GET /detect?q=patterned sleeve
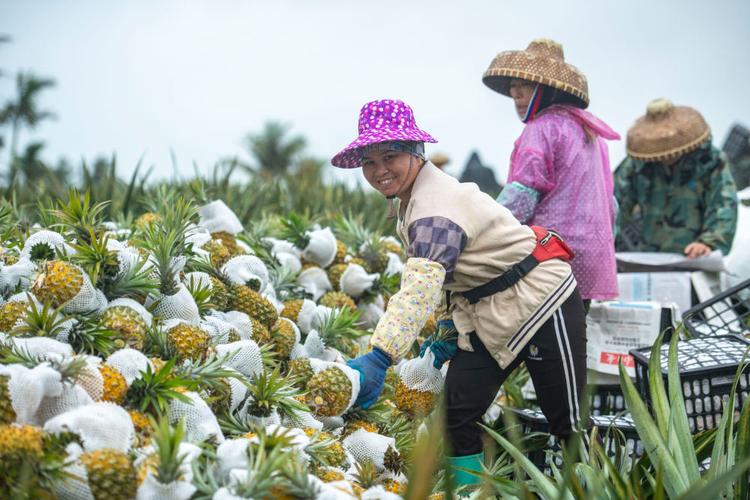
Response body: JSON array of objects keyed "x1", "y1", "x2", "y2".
[
  {"x1": 369, "y1": 258, "x2": 445, "y2": 362},
  {"x1": 698, "y1": 161, "x2": 738, "y2": 254},
  {"x1": 497, "y1": 181, "x2": 542, "y2": 224},
  {"x1": 406, "y1": 217, "x2": 468, "y2": 284}
]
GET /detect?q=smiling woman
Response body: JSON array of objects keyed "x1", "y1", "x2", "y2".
[{"x1": 331, "y1": 98, "x2": 589, "y2": 490}]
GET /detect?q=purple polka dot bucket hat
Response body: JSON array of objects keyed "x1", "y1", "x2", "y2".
[{"x1": 331, "y1": 99, "x2": 437, "y2": 168}]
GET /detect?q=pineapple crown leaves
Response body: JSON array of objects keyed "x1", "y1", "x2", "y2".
[
  {"x1": 65, "y1": 316, "x2": 117, "y2": 357},
  {"x1": 277, "y1": 212, "x2": 314, "y2": 250},
  {"x1": 148, "y1": 415, "x2": 188, "y2": 485},
  {"x1": 332, "y1": 212, "x2": 372, "y2": 250},
  {"x1": 301, "y1": 430, "x2": 346, "y2": 469},
  {"x1": 276, "y1": 458, "x2": 323, "y2": 498},
  {"x1": 317, "y1": 306, "x2": 366, "y2": 342},
  {"x1": 173, "y1": 352, "x2": 249, "y2": 391},
  {"x1": 48, "y1": 189, "x2": 110, "y2": 244},
  {"x1": 352, "y1": 458, "x2": 381, "y2": 489},
  {"x1": 137, "y1": 224, "x2": 189, "y2": 296},
  {"x1": 103, "y1": 254, "x2": 159, "y2": 301},
  {"x1": 236, "y1": 231, "x2": 278, "y2": 268},
  {"x1": 10, "y1": 296, "x2": 67, "y2": 338},
  {"x1": 359, "y1": 271, "x2": 400, "y2": 304},
  {"x1": 184, "y1": 275, "x2": 215, "y2": 316},
  {"x1": 268, "y1": 264, "x2": 310, "y2": 302},
  {"x1": 244, "y1": 367, "x2": 308, "y2": 419},
  {"x1": 383, "y1": 445, "x2": 405, "y2": 475},
  {"x1": 0, "y1": 341, "x2": 88, "y2": 385},
  {"x1": 433, "y1": 322, "x2": 458, "y2": 344},
  {"x1": 70, "y1": 229, "x2": 118, "y2": 288},
  {"x1": 143, "y1": 323, "x2": 175, "y2": 360},
  {"x1": 230, "y1": 436, "x2": 291, "y2": 498},
  {"x1": 125, "y1": 358, "x2": 197, "y2": 415}
]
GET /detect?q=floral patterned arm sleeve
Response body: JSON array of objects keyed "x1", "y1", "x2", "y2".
[{"x1": 369, "y1": 258, "x2": 445, "y2": 362}]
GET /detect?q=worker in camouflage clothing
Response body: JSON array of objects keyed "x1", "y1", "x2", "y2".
[{"x1": 615, "y1": 99, "x2": 738, "y2": 257}]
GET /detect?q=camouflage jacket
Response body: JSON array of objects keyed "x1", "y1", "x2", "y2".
[{"x1": 614, "y1": 143, "x2": 738, "y2": 255}]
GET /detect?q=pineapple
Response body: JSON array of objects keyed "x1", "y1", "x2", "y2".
[
  {"x1": 31, "y1": 259, "x2": 84, "y2": 306},
  {"x1": 420, "y1": 313, "x2": 437, "y2": 337},
  {"x1": 343, "y1": 419, "x2": 379, "y2": 437},
  {"x1": 128, "y1": 410, "x2": 152, "y2": 447},
  {"x1": 319, "y1": 291, "x2": 357, "y2": 311},
  {"x1": 315, "y1": 307, "x2": 365, "y2": 358},
  {"x1": 287, "y1": 357, "x2": 313, "y2": 388},
  {"x1": 305, "y1": 366, "x2": 353, "y2": 417},
  {"x1": 244, "y1": 369, "x2": 307, "y2": 421},
  {"x1": 351, "y1": 458, "x2": 380, "y2": 492},
  {"x1": 334, "y1": 240, "x2": 348, "y2": 264},
  {"x1": 0, "y1": 300, "x2": 27, "y2": 332},
  {"x1": 270, "y1": 318, "x2": 297, "y2": 359},
  {"x1": 304, "y1": 428, "x2": 347, "y2": 468},
  {"x1": 281, "y1": 299, "x2": 304, "y2": 322},
  {"x1": 133, "y1": 212, "x2": 161, "y2": 229},
  {"x1": 210, "y1": 276, "x2": 230, "y2": 310},
  {"x1": 99, "y1": 364, "x2": 128, "y2": 404},
  {"x1": 204, "y1": 377, "x2": 233, "y2": 415},
  {"x1": 383, "y1": 478, "x2": 408, "y2": 495},
  {"x1": 395, "y1": 379, "x2": 438, "y2": 417},
  {"x1": 230, "y1": 284, "x2": 278, "y2": 329},
  {"x1": 80, "y1": 448, "x2": 138, "y2": 500},
  {"x1": 0, "y1": 376, "x2": 15, "y2": 424},
  {"x1": 166, "y1": 323, "x2": 211, "y2": 362},
  {"x1": 0, "y1": 424, "x2": 45, "y2": 469},
  {"x1": 99, "y1": 305, "x2": 149, "y2": 350},
  {"x1": 326, "y1": 263, "x2": 348, "y2": 291},
  {"x1": 383, "y1": 445, "x2": 405, "y2": 475},
  {"x1": 211, "y1": 231, "x2": 244, "y2": 256},
  {"x1": 202, "y1": 239, "x2": 232, "y2": 268},
  {"x1": 314, "y1": 467, "x2": 345, "y2": 483},
  {"x1": 250, "y1": 317, "x2": 272, "y2": 345}
]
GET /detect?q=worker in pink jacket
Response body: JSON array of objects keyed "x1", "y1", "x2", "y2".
[{"x1": 484, "y1": 39, "x2": 620, "y2": 309}]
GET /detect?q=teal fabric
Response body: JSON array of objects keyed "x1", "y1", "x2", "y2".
[{"x1": 447, "y1": 452, "x2": 484, "y2": 487}]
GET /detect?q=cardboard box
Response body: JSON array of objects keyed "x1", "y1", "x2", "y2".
[
  {"x1": 617, "y1": 272, "x2": 692, "y2": 312},
  {"x1": 587, "y1": 301, "x2": 675, "y2": 378}
]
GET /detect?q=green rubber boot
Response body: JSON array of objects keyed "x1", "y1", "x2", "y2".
[{"x1": 447, "y1": 452, "x2": 484, "y2": 488}]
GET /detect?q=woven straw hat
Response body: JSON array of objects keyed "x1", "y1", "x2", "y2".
[
  {"x1": 429, "y1": 152, "x2": 450, "y2": 167},
  {"x1": 483, "y1": 38, "x2": 589, "y2": 108},
  {"x1": 626, "y1": 98, "x2": 711, "y2": 162}
]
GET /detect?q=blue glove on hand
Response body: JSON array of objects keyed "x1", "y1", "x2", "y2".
[
  {"x1": 419, "y1": 319, "x2": 458, "y2": 369},
  {"x1": 346, "y1": 347, "x2": 392, "y2": 409}
]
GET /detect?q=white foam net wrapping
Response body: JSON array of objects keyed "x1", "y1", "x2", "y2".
[
  {"x1": 44, "y1": 402, "x2": 135, "y2": 452},
  {"x1": 357, "y1": 296, "x2": 385, "y2": 329},
  {"x1": 275, "y1": 251, "x2": 302, "y2": 274},
  {"x1": 105, "y1": 297, "x2": 153, "y2": 326},
  {"x1": 170, "y1": 391, "x2": 225, "y2": 443},
  {"x1": 294, "y1": 299, "x2": 319, "y2": 334},
  {"x1": 0, "y1": 363, "x2": 63, "y2": 424},
  {"x1": 216, "y1": 438, "x2": 250, "y2": 479},
  {"x1": 136, "y1": 474, "x2": 197, "y2": 500},
  {"x1": 106, "y1": 348, "x2": 154, "y2": 385},
  {"x1": 52, "y1": 456, "x2": 94, "y2": 500},
  {"x1": 74, "y1": 359, "x2": 104, "y2": 402},
  {"x1": 207, "y1": 310, "x2": 254, "y2": 340},
  {"x1": 215, "y1": 340, "x2": 263, "y2": 379},
  {"x1": 186, "y1": 225, "x2": 213, "y2": 251},
  {"x1": 340, "y1": 264, "x2": 379, "y2": 298},
  {"x1": 265, "y1": 237, "x2": 302, "y2": 258},
  {"x1": 56, "y1": 264, "x2": 101, "y2": 314},
  {"x1": 0, "y1": 257, "x2": 36, "y2": 293},
  {"x1": 150, "y1": 283, "x2": 201, "y2": 322},
  {"x1": 318, "y1": 415, "x2": 346, "y2": 430},
  {"x1": 384, "y1": 252, "x2": 405, "y2": 276},
  {"x1": 221, "y1": 255, "x2": 269, "y2": 291},
  {"x1": 198, "y1": 200, "x2": 244, "y2": 235},
  {"x1": 279, "y1": 316, "x2": 301, "y2": 344},
  {"x1": 20, "y1": 229, "x2": 74, "y2": 259},
  {"x1": 342, "y1": 429, "x2": 396, "y2": 471},
  {"x1": 302, "y1": 330, "x2": 339, "y2": 362},
  {"x1": 33, "y1": 382, "x2": 94, "y2": 426},
  {"x1": 9, "y1": 335, "x2": 74, "y2": 359},
  {"x1": 283, "y1": 409, "x2": 324, "y2": 431},
  {"x1": 183, "y1": 271, "x2": 213, "y2": 290},
  {"x1": 308, "y1": 359, "x2": 361, "y2": 414},
  {"x1": 302, "y1": 227, "x2": 337, "y2": 268},
  {"x1": 297, "y1": 267, "x2": 332, "y2": 302},
  {"x1": 361, "y1": 486, "x2": 403, "y2": 500},
  {"x1": 201, "y1": 316, "x2": 240, "y2": 344},
  {"x1": 395, "y1": 350, "x2": 445, "y2": 394},
  {"x1": 319, "y1": 481, "x2": 358, "y2": 500},
  {"x1": 227, "y1": 377, "x2": 248, "y2": 413}
]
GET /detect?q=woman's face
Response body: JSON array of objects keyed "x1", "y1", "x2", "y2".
[
  {"x1": 509, "y1": 78, "x2": 535, "y2": 119},
  {"x1": 361, "y1": 149, "x2": 420, "y2": 200}
]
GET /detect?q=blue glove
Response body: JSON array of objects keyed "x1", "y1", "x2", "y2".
[
  {"x1": 419, "y1": 319, "x2": 458, "y2": 369},
  {"x1": 346, "y1": 347, "x2": 392, "y2": 409}
]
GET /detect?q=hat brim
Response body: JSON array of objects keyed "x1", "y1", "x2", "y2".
[{"x1": 331, "y1": 128, "x2": 437, "y2": 169}]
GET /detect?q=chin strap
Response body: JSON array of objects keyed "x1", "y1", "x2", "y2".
[
  {"x1": 522, "y1": 83, "x2": 544, "y2": 123},
  {"x1": 385, "y1": 154, "x2": 416, "y2": 219}
]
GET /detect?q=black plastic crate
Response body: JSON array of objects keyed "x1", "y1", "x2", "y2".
[
  {"x1": 504, "y1": 407, "x2": 643, "y2": 474},
  {"x1": 590, "y1": 384, "x2": 627, "y2": 417},
  {"x1": 630, "y1": 335, "x2": 750, "y2": 433},
  {"x1": 683, "y1": 278, "x2": 750, "y2": 338}
]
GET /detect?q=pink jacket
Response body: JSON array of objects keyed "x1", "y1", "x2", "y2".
[{"x1": 498, "y1": 105, "x2": 620, "y2": 300}]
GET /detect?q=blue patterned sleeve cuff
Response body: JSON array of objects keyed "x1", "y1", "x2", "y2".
[
  {"x1": 496, "y1": 181, "x2": 541, "y2": 224},
  {"x1": 407, "y1": 217, "x2": 467, "y2": 284}
]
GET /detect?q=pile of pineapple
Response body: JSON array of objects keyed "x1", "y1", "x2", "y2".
[{"x1": 0, "y1": 191, "x2": 450, "y2": 499}]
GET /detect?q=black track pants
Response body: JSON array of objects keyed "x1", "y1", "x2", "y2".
[{"x1": 445, "y1": 288, "x2": 587, "y2": 456}]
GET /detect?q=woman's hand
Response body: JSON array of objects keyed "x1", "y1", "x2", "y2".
[
  {"x1": 346, "y1": 347, "x2": 392, "y2": 409},
  {"x1": 684, "y1": 241, "x2": 711, "y2": 259}
]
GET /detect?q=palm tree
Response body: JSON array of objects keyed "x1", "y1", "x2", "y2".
[
  {"x1": 0, "y1": 71, "x2": 56, "y2": 182},
  {"x1": 243, "y1": 121, "x2": 307, "y2": 177}
]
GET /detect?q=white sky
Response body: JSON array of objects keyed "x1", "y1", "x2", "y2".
[{"x1": 1, "y1": 0, "x2": 748, "y2": 187}]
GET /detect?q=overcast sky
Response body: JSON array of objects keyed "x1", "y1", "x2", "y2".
[{"x1": 1, "y1": 0, "x2": 748, "y2": 187}]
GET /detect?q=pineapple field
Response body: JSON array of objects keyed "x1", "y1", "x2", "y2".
[{"x1": 2, "y1": 187, "x2": 750, "y2": 499}]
